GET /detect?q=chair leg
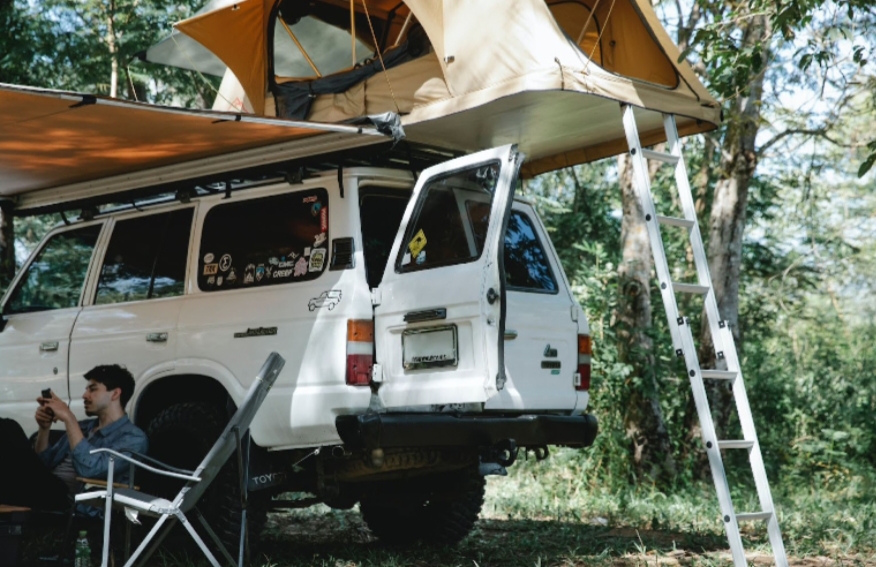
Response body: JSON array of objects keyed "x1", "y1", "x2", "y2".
[
  {"x1": 175, "y1": 511, "x2": 224, "y2": 567},
  {"x1": 123, "y1": 513, "x2": 173, "y2": 567},
  {"x1": 193, "y1": 508, "x2": 239, "y2": 567}
]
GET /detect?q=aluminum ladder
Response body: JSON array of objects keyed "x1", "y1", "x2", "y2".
[{"x1": 621, "y1": 104, "x2": 788, "y2": 567}]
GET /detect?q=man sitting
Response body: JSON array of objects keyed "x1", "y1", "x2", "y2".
[{"x1": 0, "y1": 365, "x2": 148, "y2": 511}]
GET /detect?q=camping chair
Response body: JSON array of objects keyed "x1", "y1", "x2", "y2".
[{"x1": 75, "y1": 352, "x2": 285, "y2": 567}]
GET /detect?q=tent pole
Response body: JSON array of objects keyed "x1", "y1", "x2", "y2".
[
  {"x1": 279, "y1": 17, "x2": 322, "y2": 77},
  {"x1": 350, "y1": 0, "x2": 356, "y2": 66},
  {"x1": 393, "y1": 11, "x2": 413, "y2": 47}
]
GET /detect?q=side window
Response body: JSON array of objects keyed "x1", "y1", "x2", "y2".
[
  {"x1": 397, "y1": 163, "x2": 499, "y2": 272},
  {"x1": 95, "y1": 209, "x2": 193, "y2": 305},
  {"x1": 198, "y1": 188, "x2": 329, "y2": 291},
  {"x1": 467, "y1": 204, "x2": 558, "y2": 293},
  {"x1": 502, "y1": 211, "x2": 558, "y2": 293},
  {"x1": 5, "y1": 224, "x2": 102, "y2": 314}
]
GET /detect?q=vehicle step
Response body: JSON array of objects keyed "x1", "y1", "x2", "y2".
[
  {"x1": 701, "y1": 370, "x2": 737, "y2": 381},
  {"x1": 657, "y1": 215, "x2": 695, "y2": 229},
  {"x1": 736, "y1": 511, "x2": 773, "y2": 522},
  {"x1": 642, "y1": 148, "x2": 680, "y2": 164},
  {"x1": 718, "y1": 440, "x2": 755, "y2": 450},
  {"x1": 672, "y1": 282, "x2": 710, "y2": 295}
]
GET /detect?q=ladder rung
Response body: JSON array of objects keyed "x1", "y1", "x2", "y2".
[
  {"x1": 641, "y1": 148, "x2": 680, "y2": 165},
  {"x1": 701, "y1": 369, "x2": 737, "y2": 381},
  {"x1": 672, "y1": 282, "x2": 710, "y2": 295},
  {"x1": 657, "y1": 215, "x2": 695, "y2": 229},
  {"x1": 718, "y1": 440, "x2": 754, "y2": 450},
  {"x1": 736, "y1": 511, "x2": 773, "y2": 522}
]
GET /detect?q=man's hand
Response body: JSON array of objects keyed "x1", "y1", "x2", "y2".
[
  {"x1": 38, "y1": 392, "x2": 76, "y2": 425},
  {"x1": 34, "y1": 404, "x2": 54, "y2": 430}
]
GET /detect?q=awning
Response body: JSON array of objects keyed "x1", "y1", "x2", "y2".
[{"x1": 0, "y1": 83, "x2": 388, "y2": 212}]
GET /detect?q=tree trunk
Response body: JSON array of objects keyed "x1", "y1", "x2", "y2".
[
  {"x1": 106, "y1": 1, "x2": 118, "y2": 98},
  {"x1": 686, "y1": 14, "x2": 772, "y2": 473},
  {"x1": 617, "y1": 152, "x2": 676, "y2": 484},
  {"x1": 0, "y1": 201, "x2": 14, "y2": 293}
]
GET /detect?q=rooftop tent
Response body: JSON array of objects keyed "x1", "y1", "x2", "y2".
[{"x1": 149, "y1": 0, "x2": 722, "y2": 176}]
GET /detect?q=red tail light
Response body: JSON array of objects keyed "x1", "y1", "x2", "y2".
[
  {"x1": 346, "y1": 320, "x2": 374, "y2": 386},
  {"x1": 575, "y1": 334, "x2": 591, "y2": 391}
]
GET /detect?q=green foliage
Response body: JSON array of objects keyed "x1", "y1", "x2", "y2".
[{"x1": 0, "y1": 0, "x2": 218, "y2": 104}]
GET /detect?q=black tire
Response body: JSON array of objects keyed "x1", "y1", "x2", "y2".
[
  {"x1": 144, "y1": 402, "x2": 268, "y2": 554},
  {"x1": 360, "y1": 466, "x2": 485, "y2": 545}
]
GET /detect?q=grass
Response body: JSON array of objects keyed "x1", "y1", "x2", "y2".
[{"x1": 16, "y1": 448, "x2": 876, "y2": 566}]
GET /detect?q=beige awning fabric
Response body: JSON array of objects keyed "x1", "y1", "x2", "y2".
[
  {"x1": 0, "y1": 83, "x2": 386, "y2": 211},
  {"x1": 167, "y1": 0, "x2": 720, "y2": 175}
]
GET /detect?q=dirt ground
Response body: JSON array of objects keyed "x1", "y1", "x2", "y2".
[{"x1": 13, "y1": 508, "x2": 876, "y2": 566}]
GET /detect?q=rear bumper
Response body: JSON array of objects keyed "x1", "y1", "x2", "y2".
[{"x1": 335, "y1": 412, "x2": 598, "y2": 451}]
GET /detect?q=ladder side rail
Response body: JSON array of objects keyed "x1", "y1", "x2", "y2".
[
  {"x1": 719, "y1": 326, "x2": 789, "y2": 567},
  {"x1": 663, "y1": 114, "x2": 729, "y2": 369},
  {"x1": 621, "y1": 105, "x2": 684, "y2": 354},
  {"x1": 677, "y1": 320, "x2": 749, "y2": 567}
]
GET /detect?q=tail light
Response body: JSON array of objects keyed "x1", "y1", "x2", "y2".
[
  {"x1": 575, "y1": 334, "x2": 591, "y2": 391},
  {"x1": 346, "y1": 319, "x2": 374, "y2": 386}
]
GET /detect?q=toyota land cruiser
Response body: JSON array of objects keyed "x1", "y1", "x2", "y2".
[{"x1": 0, "y1": 144, "x2": 597, "y2": 546}]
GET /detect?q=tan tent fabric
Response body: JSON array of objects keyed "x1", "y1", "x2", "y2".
[
  {"x1": 0, "y1": 83, "x2": 385, "y2": 209},
  {"x1": 175, "y1": 0, "x2": 270, "y2": 115},
  {"x1": 163, "y1": 0, "x2": 722, "y2": 174}
]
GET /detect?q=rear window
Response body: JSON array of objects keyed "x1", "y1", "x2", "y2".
[{"x1": 198, "y1": 189, "x2": 329, "y2": 291}]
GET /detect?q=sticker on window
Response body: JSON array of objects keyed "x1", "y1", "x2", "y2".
[
  {"x1": 309, "y1": 248, "x2": 327, "y2": 272},
  {"x1": 408, "y1": 229, "x2": 427, "y2": 258}
]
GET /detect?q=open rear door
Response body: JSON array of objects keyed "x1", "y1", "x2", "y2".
[{"x1": 374, "y1": 145, "x2": 521, "y2": 408}]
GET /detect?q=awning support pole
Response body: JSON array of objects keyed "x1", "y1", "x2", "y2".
[{"x1": 0, "y1": 200, "x2": 15, "y2": 291}]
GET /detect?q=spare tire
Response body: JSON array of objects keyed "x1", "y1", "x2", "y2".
[{"x1": 360, "y1": 465, "x2": 485, "y2": 545}]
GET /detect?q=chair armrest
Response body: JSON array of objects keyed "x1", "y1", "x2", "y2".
[
  {"x1": 75, "y1": 477, "x2": 139, "y2": 491},
  {"x1": 126, "y1": 451, "x2": 195, "y2": 476},
  {"x1": 87, "y1": 448, "x2": 201, "y2": 482}
]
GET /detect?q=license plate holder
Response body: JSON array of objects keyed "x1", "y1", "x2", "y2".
[{"x1": 402, "y1": 325, "x2": 458, "y2": 370}]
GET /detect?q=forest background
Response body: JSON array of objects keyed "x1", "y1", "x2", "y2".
[{"x1": 1, "y1": 0, "x2": 876, "y2": 563}]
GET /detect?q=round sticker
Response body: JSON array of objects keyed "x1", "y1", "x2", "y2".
[
  {"x1": 203, "y1": 252, "x2": 215, "y2": 264},
  {"x1": 219, "y1": 254, "x2": 232, "y2": 272}
]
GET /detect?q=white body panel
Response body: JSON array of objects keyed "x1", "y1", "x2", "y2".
[
  {"x1": 176, "y1": 179, "x2": 372, "y2": 448},
  {"x1": 0, "y1": 309, "x2": 79, "y2": 437},
  {"x1": 487, "y1": 204, "x2": 578, "y2": 411}
]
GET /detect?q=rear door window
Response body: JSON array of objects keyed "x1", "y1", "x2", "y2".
[
  {"x1": 396, "y1": 164, "x2": 499, "y2": 272},
  {"x1": 95, "y1": 209, "x2": 193, "y2": 305},
  {"x1": 198, "y1": 188, "x2": 329, "y2": 291},
  {"x1": 5, "y1": 224, "x2": 103, "y2": 314}
]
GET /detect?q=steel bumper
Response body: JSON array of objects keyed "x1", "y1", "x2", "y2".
[{"x1": 336, "y1": 413, "x2": 598, "y2": 451}]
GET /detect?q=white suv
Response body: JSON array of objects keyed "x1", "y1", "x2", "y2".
[{"x1": 0, "y1": 144, "x2": 597, "y2": 545}]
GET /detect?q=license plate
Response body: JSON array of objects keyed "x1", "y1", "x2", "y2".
[{"x1": 402, "y1": 325, "x2": 458, "y2": 370}]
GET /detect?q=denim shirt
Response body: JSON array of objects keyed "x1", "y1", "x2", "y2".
[{"x1": 37, "y1": 415, "x2": 149, "y2": 486}]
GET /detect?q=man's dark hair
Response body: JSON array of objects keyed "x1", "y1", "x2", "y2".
[{"x1": 84, "y1": 365, "x2": 135, "y2": 408}]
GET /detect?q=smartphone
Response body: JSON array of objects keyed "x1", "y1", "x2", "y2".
[{"x1": 41, "y1": 388, "x2": 52, "y2": 399}]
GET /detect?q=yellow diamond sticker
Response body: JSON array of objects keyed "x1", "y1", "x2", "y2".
[{"x1": 408, "y1": 229, "x2": 427, "y2": 258}]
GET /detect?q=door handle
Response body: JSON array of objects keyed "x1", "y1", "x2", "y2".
[
  {"x1": 504, "y1": 329, "x2": 518, "y2": 340},
  {"x1": 40, "y1": 341, "x2": 59, "y2": 352},
  {"x1": 146, "y1": 332, "x2": 168, "y2": 343}
]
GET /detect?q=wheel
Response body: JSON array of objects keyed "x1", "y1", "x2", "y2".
[
  {"x1": 359, "y1": 465, "x2": 485, "y2": 545},
  {"x1": 143, "y1": 402, "x2": 268, "y2": 554}
]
